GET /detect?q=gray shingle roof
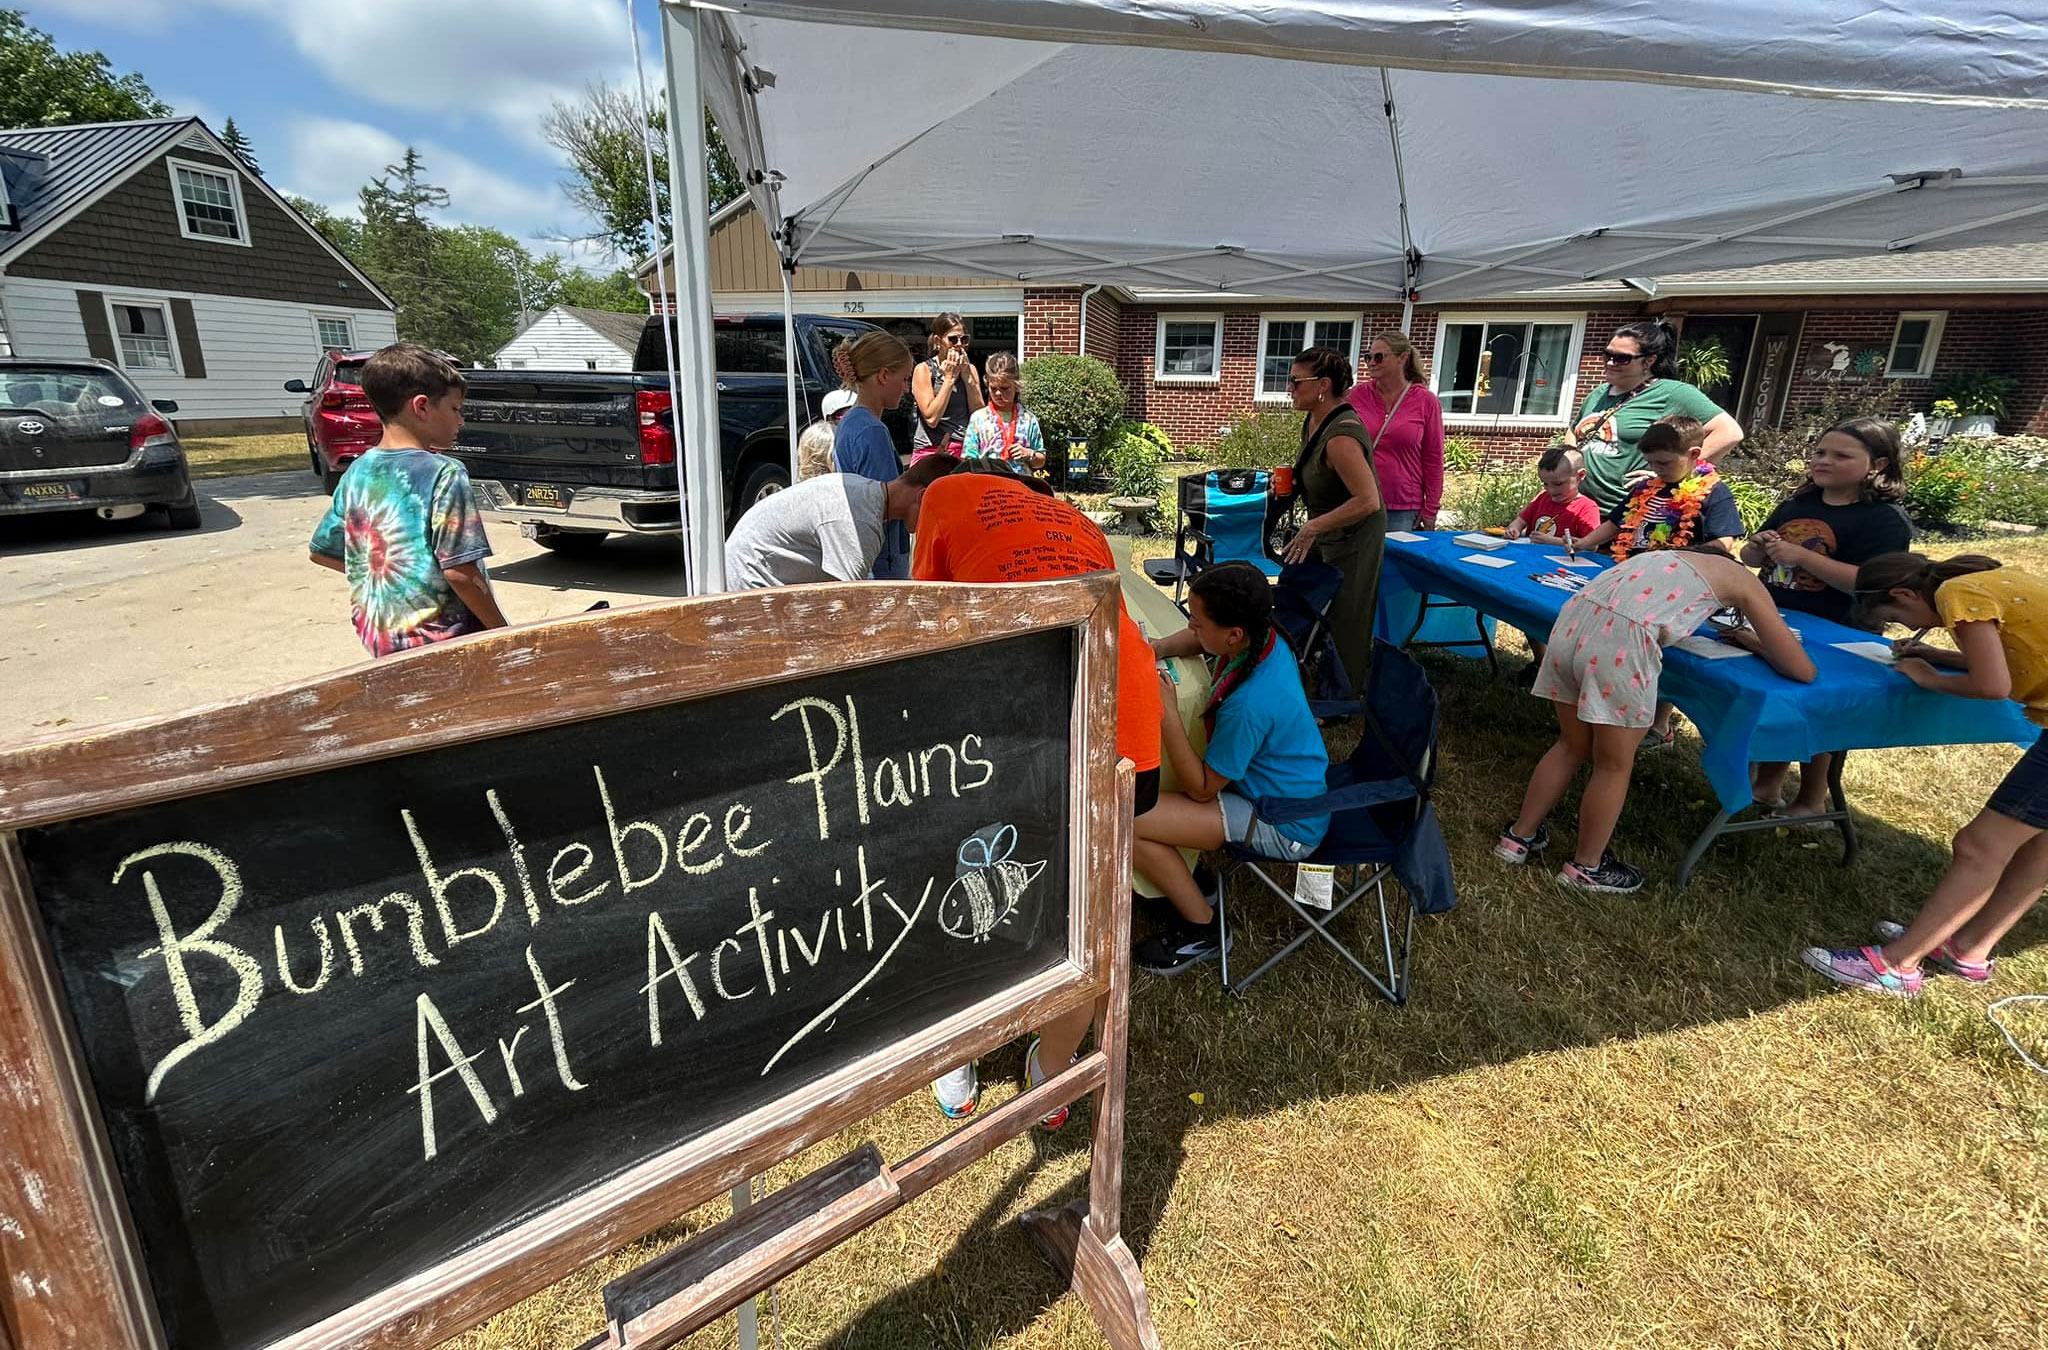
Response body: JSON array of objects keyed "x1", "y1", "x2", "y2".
[
  {"x1": 560, "y1": 304, "x2": 649, "y2": 353},
  {"x1": 1654, "y1": 240, "x2": 2048, "y2": 290},
  {"x1": 0, "y1": 118, "x2": 194, "y2": 262}
]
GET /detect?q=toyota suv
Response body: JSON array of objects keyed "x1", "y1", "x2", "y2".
[{"x1": 0, "y1": 359, "x2": 200, "y2": 528}]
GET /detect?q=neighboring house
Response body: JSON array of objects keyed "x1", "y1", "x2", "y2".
[
  {"x1": 0, "y1": 117, "x2": 396, "y2": 432},
  {"x1": 645, "y1": 201, "x2": 2048, "y2": 462},
  {"x1": 491, "y1": 304, "x2": 645, "y2": 371}
]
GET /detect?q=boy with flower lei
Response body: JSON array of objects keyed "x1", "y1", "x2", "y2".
[{"x1": 1569, "y1": 416, "x2": 1745, "y2": 562}]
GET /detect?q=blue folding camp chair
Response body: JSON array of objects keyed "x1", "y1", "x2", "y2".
[
  {"x1": 1214, "y1": 640, "x2": 1454, "y2": 1004},
  {"x1": 1142, "y1": 469, "x2": 1295, "y2": 598},
  {"x1": 1270, "y1": 559, "x2": 1355, "y2": 710}
]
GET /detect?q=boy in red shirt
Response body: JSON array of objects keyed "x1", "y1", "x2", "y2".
[{"x1": 1506, "y1": 446, "x2": 1602, "y2": 545}]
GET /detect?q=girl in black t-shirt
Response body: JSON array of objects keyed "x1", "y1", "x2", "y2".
[{"x1": 1743, "y1": 418, "x2": 1911, "y2": 815}]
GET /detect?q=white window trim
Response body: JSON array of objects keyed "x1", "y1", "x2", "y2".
[
  {"x1": 310, "y1": 312, "x2": 356, "y2": 352},
  {"x1": 1429, "y1": 310, "x2": 1588, "y2": 428},
  {"x1": 1254, "y1": 312, "x2": 1364, "y2": 402},
  {"x1": 166, "y1": 155, "x2": 252, "y2": 248},
  {"x1": 105, "y1": 295, "x2": 183, "y2": 377},
  {"x1": 1153, "y1": 313, "x2": 1224, "y2": 384},
  {"x1": 1885, "y1": 310, "x2": 1947, "y2": 379}
]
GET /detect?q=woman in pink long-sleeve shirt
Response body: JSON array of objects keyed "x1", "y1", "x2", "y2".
[{"x1": 1346, "y1": 330, "x2": 1445, "y2": 531}]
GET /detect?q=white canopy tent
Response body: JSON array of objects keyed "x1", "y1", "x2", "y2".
[{"x1": 654, "y1": 0, "x2": 2048, "y2": 592}]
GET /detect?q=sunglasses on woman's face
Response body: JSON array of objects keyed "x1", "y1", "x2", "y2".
[
  {"x1": 1602, "y1": 349, "x2": 1645, "y2": 365},
  {"x1": 1288, "y1": 374, "x2": 1323, "y2": 388},
  {"x1": 1365, "y1": 351, "x2": 1390, "y2": 364},
  {"x1": 947, "y1": 334, "x2": 969, "y2": 346}
]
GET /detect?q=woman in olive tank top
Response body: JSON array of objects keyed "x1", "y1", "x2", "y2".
[{"x1": 1281, "y1": 344, "x2": 1387, "y2": 696}]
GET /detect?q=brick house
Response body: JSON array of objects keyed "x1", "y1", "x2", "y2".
[
  {"x1": 649, "y1": 205, "x2": 2048, "y2": 464},
  {"x1": 0, "y1": 117, "x2": 396, "y2": 431}
]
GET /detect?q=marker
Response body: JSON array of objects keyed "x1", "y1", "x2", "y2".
[{"x1": 1563, "y1": 530, "x2": 1575, "y2": 560}]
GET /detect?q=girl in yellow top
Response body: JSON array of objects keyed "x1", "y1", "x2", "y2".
[{"x1": 1802, "y1": 552, "x2": 2048, "y2": 996}]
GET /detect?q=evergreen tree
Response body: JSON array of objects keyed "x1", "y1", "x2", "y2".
[
  {"x1": 359, "y1": 149, "x2": 455, "y2": 350},
  {"x1": 220, "y1": 117, "x2": 258, "y2": 172}
]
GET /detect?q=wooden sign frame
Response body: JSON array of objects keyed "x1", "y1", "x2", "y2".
[{"x1": 0, "y1": 577, "x2": 1157, "y2": 1350}]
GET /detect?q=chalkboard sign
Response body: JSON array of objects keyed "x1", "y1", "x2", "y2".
[{"x1": 0, "y1": 582, "x2": 1123, "y2": 1350}]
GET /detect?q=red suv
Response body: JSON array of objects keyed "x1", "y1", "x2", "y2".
[{"x1": 285, "y1": 351, "x2": 381, "y2": 491}]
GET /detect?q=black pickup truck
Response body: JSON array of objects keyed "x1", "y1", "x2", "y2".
[{"x1": 453, "y1": 313, "x2": 906, "y2": 553}]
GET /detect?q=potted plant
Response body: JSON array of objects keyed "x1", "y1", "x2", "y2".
[
  {"x1": 1939, "y1": 372, "x2": 2018, "y2": 437},
  {"x1": 1928, "y1": 396, "x2": 1959, "y2": 440}
]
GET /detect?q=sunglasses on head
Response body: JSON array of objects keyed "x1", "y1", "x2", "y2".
[{"x1": 1602, "y1": 349, "x2": 1646, "y2": 365}]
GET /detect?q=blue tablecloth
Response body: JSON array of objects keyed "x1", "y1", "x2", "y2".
[{"x1": 1376, "y1": 533, "x2": 2035, "y2": 813}]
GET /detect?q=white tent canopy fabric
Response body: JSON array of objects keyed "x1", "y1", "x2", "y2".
[{"x1": 658, "y1": 1, "x2": 2048, "y2": 590}]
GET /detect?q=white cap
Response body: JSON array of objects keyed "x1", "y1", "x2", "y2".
[{"x1": 822, "y1": 389, "x2": 857, "y2": 419}]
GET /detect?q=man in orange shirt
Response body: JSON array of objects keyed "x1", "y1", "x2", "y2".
[{"x1": 912, "y1": 468, "x2": 1161, "y2": 1126}]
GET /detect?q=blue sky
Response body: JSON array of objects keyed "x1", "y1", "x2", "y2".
[{"x1": 23, "y1": 0, "x2": 660, "y2": 266}]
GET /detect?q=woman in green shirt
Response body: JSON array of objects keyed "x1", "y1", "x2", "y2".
[{"x1": 1564, "y1": 319, "x2": 1744, "y2": 510}]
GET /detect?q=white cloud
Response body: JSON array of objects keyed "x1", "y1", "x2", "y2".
[
  {"x1": 276, "y1": 116, "x2": 565, "y2": 240},
  {"x1": 234, "y1": 0, "x2": 642, "y2": 151}
]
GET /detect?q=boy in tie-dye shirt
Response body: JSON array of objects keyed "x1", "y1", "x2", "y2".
[{"x1": 309, "y1": 344, "x2": 506, "y2": 656}]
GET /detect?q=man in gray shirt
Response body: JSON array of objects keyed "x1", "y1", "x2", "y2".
[{"x1": 724, "y1": 457, "x2": 959, "y2": 590}]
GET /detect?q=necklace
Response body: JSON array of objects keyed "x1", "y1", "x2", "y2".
[{"x1": 1614, "y1": 464, "x2": 1717, "y2": 560}]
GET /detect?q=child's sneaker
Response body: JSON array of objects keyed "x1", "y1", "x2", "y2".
[
  {"x1": 1023, "y1": 1032, "x2": 1070, "y2": 1131},
  {"x1": 931, "y1": 1061, "x2": 979, "y2": 1118},
  {"x1": 1872, "y1": 921, "x2": 1994, "y2": 982},
  {"x1": 1800, "y1": 944, "x2": 1924, "y2": 997},
  {"x1": 1555, "y1": 850, "x2": 1643, "y2": 894},
  {"x1": 1133, "y1": 917, "x2": 1227, "y2": 975},
  {"x1": 1494, "y1": 821, "x2": 1550, "y2": 864}
]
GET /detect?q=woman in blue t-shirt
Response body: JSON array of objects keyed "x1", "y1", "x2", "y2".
[
  {"x1": 829, "y1": 329, "x2": 914, "y2": 578},
  {"x1": 1136, "y1": 562, "x2": 1331, "y2": 974}
]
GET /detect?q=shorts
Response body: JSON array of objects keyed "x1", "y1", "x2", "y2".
[
  {"x1": 1219, "y1": 791, "x2": 1318, "y2": 861},
  {"x1": 1133, "y1": 766, "x2": 1161, "y2": 817},
  {"x1": 1530, "y1": 600, "x2": 1664, "y2": 729},
  {"x1": 1988, "y1": 731, "x2": 2048, "y2": 829}
]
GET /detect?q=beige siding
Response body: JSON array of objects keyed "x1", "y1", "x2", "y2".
[{"x1": 706, "y1": 202, "x2": 1010, "y2": 295}]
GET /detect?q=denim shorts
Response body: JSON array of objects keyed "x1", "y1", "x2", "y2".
[
  {"x1": 1218, "y1": 791, "x2": 1319, "y2": 860},
  {"x1": 1988, "y1": 731, "x2": 2048, "y2": 829}
]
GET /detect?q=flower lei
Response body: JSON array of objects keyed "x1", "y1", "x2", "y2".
[{"x1": 1613, "y1": 464, "x2": 1717, "y2": 560}]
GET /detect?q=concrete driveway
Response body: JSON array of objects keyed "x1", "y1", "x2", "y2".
[{"x1": 1, "y1": 470, "x2": 693, "y2": 737}]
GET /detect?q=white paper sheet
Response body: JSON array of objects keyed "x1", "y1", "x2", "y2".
[
  {"x1": 1673, "y1": 634, "x2": 1752, "y2": 660},
  {"x1": 1453, "y1": 532, "x2": 1508, "y2": 550},
  {"x1": 1833, "y1": 640, "x2": 1897, "y2": 664},
  {"x1": 1386, "y1": 530, "x2": 1427, "y2": 543},
  {"x1": 1543, "y1": 555, "x2": 1600, "y2": 570},
  {"x1": 1458, "y1": 552, "x2": 1517, "y2": 570}
]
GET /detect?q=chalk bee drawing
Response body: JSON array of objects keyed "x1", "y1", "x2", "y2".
[{"x1": 939, "y1": 824, "x2": 1047, "y2": 942}]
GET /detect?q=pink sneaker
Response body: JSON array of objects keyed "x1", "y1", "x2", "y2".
[
  {"x1": 1800, "y1": 944, "x2": 1924, "y2": 998},
  {"x1": 1873, "y1": 921, "x2": 1994, "y2": 983}
]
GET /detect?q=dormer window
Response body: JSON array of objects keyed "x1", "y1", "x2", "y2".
[
  {"x1": 167, "y1": 157, "x2": 249, "y2": 246},
  {"x1": 0, "y1": 167, "x2": 14, "y2": 230}
]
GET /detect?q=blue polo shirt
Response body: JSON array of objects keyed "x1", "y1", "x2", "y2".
[{"x1": 1205, "y1": 640, "x2": 1330, "y2": 845}]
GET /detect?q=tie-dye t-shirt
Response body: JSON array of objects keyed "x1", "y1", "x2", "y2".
[{"x1": 310, "y1": 448, "x2": 492, "y2": 656}]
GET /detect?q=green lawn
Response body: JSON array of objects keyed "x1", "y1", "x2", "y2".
[
  {"x1": 451, "y1": 530, "x2": 2047, "y2": 1349},
  {"x1": 181, "y1": 431, "x2": 311, "y2": 479}
]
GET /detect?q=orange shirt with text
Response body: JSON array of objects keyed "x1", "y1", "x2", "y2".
[{"x1": 913, "y1": 475, "x2": 1162, "y2": 771}]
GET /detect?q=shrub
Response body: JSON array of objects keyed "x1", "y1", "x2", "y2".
[
  {"x1": 1208, "y1": 407, "x2": 1303, "y2": 468},
  {"x1": 1112, "y1": 419, "x2": 1174, "y2": 460},
  {"x1": 1677, "y1": 336, "x2": 1731, "y2": 391},
  {"x1": 1722, "y1": 476, "x2": 1779, "y2": 534},
  {"x1": 1904, "y1": 450, "x2": 1984, "y2": 527},
  {"x1": 1728, "y1": 384, "x2": 1905, "y2": 493},
  {"x1": 1444, "y1": 436, "x2": 1481, "y2": 473},
  {"x1": 1019, "y1": 355, "x2": 1126, "y2": 452},
  {"x1": 1938, "y1": 370, "x2": 2020, "y2": 420},
  {"x1": 1445, "y1": 470, "x2": 1539, "y2": 531}
]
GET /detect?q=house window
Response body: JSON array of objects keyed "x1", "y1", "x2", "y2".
[
  {"x1": 1886, "y1": 311, "x2": 1946, "y2": 379},
  {"x1": 1257, "y1": 314, "x2": 1360, "y2": 400},
  {"x1": 0, "y1": 168, "x2": 13, "y2": 230},
  {"x1": 585, "y1": 358, "x2": 600, "y2": 371},
  {"x1": 111, "y1": 301, "x2": 178, "y2": 372},
  {"x1": 167, "y1": 157, "x2": 249, "y2": 245},
  {"x1": 1431, "y1": 313, "x2": 1586, "y2": 423},
  {"x1": 1155, "y1": 316, "x2": 1222, "y2": 381},
  {"x1": 314, "y1": 316, "x2": 354, "y2": 351}
]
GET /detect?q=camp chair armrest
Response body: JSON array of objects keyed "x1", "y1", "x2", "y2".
[{"x1": 1255, "y1": 779, "x2": 1417, "y2": 824}]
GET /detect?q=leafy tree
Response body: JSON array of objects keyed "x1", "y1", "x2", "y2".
[
  {"x1": 220, "y1": 116, "x2": 258, "y2": 172},
  {"x1": 286, "y1": 194, "x2": 365, "y2": 259},
  {"x1": 527, "y1": 257, "x2": 647, "y2": 313},
  {"x1": 0, "y1": 8, "x2": 171, "y2": 127},
  {"x1": 539, "y1": 81, "x2": 740, "y2": 260}
]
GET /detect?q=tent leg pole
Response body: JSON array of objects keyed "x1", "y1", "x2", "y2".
[
  {"x1": 661, "y1": 1, "x2": 729, "y2": 594},
  {"x1": 782, "y1": 259, "x2": 802, "y2": 485}
]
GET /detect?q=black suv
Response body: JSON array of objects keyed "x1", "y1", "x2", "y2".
[{"x1": 0, "y1": 359, "x2": 200, "y2": 528}]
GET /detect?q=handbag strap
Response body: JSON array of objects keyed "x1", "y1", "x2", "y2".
[{"x1": 1360, "y1": 382, "x2": 1413, "y2": 457}]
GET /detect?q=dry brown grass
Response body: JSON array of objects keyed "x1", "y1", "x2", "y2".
[
  {"x1": 453, "y1": 527, "x2": 2048, "y2": 1350},
  {"x1": 181, "y1": 431, "x2": 310, "y2": 479}
]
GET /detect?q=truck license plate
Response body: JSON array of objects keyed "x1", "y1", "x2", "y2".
[{"x1": 522, "y1": 484, "x2": 567, "y2": 508}]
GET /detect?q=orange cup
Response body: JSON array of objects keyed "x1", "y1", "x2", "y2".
[{"x1": 1271, "y1": 465, "x2": 1294, "y2": 496}]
